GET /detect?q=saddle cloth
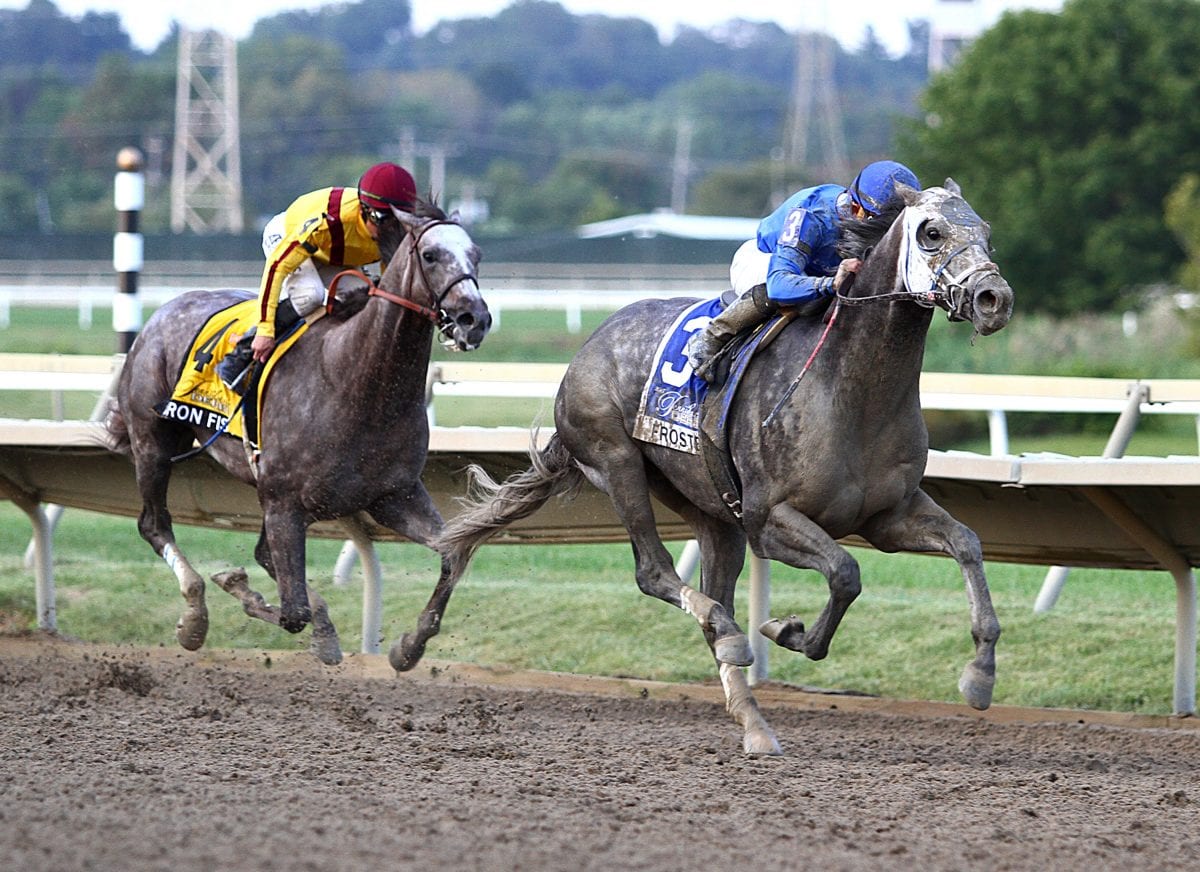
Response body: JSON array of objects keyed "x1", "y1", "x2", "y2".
[
  {"x1": 154, "y1": 299, "x2": 308, "y2": 447},
  {"x1": 631, "y1": 298, "x2": 723, "y2": 455},
  {"x1": 633, "y1": 296, "x2": 793, "y2": 457}
]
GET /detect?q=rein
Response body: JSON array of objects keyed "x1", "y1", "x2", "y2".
[{"x1": 761, "y1": 297, "x2": 842, "y2": 429}]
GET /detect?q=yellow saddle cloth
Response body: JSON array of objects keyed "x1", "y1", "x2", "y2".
[{"x1": 155, "y1": 299, "x2": 307, "y2": 446}]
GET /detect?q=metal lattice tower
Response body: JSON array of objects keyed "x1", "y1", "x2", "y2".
[
  {"x1": 784, "y1": 31, "x2": 849, "y2": 183},
  {"x1": 170, "y1": 28, "x2": 244, "y2": 234}
]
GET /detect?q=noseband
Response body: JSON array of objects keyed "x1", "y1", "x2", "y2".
[{"x1": 367, "y1": 218, "x2": 479, "y2": 340}]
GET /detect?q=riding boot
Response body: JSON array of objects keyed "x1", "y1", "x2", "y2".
[
  {"x1": 686, "y1": 283, "x2": 778, "y2": 383},
  {"x1": 216, "y1": 328, "x2": 256, "y2": 394}
]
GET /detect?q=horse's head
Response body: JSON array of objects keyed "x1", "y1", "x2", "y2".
[
  {"x1": 893, "y1": 179, "x2": 1014, "y2": 336},
  {"x1": 378, "y1": 204, "x2": 492, "y2": 351}
]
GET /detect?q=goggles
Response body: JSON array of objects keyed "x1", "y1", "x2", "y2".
[{"x1": 361, "y1": 204, "x2": 392, "y2": 224}]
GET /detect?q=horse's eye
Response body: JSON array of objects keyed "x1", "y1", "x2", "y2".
[
  {"x1": 422, "y1": 250, "x2": 438, "y2": 264},
  {"x1": 918, "y1": 221, "x2": 944, "y2": 251}
]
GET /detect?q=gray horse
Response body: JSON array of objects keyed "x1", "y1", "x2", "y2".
[
  {"x1": 106, "y1": 202, "x2": 490, "y2": 664},
  {"x1": 396, "y1": 181, "x2": 1014, "y2": 755}
]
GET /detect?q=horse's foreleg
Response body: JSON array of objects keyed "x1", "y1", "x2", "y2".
[
  {"x1": 211, "y1": 567, "x2": 279, "y2": 624},
  {"x1": 861, "y1": 489, "x2": 998, "y2": 710},
  {"x1": 753, "y1": 503, "x2": 861, "y2": 662},
  {"x1": 687, "y1": 512, "x2": 781, "y2": 756},
  {"x1": 366, "y1": 485, "x2": 451, "y2": 672},
  {"x1": 306, "y1": 586, "x2": 342, "y2": 666},
  {"x1": 259, "y1": 505, "x2": 312, "y2": 634}
]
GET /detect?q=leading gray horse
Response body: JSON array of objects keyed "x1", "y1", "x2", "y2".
[
  {"x1": 393, "y1": 180, "x2": 1014, "y2": 755},
  {"x1": 106, "y1": 201, "x2": 490, "y2": 664}
]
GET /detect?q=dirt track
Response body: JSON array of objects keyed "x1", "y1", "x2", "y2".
[{"x1": 2, "y1": 634, "x2": 1199, "y2": 871}]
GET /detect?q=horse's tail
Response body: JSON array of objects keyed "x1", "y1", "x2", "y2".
[
  {"x1": 103, "y1": 397, "x2": 131, "y2": 455},
  {"x1": 436, "y1": 430, "x2": 583, "y2": 571}
]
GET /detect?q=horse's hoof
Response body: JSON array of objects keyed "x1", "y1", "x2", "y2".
[
  {"x1": 175, "y1": 609, "x2": 208, "y2": 651},
  {"x1": 959, "y1": 662, "x2": 995, "y2": 710},
  {"x1": 388, "y1": 634, "x2": 424, "y2": 673},
  {"x1": 714, "y1": 633, "x2": 754, "y2": 667},
  {"x1": 743, "y1": 727, "x2": 783, "y2": 757},
  {"x1": 310, "y1": 633, "x2": 343, "y2": 666},
  {"x1": 279, "y1": 610, "x2": 310, "y2": 635},
  {"x1": 211, "y1": 567, "x2": 248, "y2": 589},
  {"x1": 759, "y1": 616, "x2": 806, "y2": 651}
]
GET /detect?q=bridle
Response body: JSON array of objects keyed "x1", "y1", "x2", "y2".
[
  {"x1": 765, "y1": 199, "x2": 999, "y2": 428},
  {"x1": 365, "y1": 218, "x2": 479, "y2": 341},
  {"x1": 836, "y1": 203, "x2": 1000, "y2": 323}
]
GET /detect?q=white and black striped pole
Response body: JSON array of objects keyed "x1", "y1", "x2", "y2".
[{"x1": 113, "y1": 146, "x2": 144, "y2": 352}]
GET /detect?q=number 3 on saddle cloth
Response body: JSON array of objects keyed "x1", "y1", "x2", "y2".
[
  {"x1": 153, "y1": 299, "x2": 309, "y2": 454},
  {"x1": 632, "y1": 295, "x2": 796, "y2": 520}
]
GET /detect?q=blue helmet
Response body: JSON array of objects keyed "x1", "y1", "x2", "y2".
[{"x1": 848, "y1": 161, "x2": 920, "y2": 215}]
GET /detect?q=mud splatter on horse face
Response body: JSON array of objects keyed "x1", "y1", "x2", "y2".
[{"x1": 895, "y1": 180, "x2": 1013, "y2": 335}]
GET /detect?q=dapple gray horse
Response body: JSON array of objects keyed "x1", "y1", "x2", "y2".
[
  {"x1": 106, "y1": 201, "x2": 490, "y2": 664},
  {"x1": 393, "y1": 180, "x2": 1014, "y2": 755}
]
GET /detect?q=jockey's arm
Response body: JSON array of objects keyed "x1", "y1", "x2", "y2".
[
  {"x1": 764, "y1": 206, "x2": 835, "y2": 307},
  {"x1": 256, "y1": 217, "x2": 328, "y2": 338}
]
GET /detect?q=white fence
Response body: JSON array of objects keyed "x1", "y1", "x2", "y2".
[{"x1": 0, "y1": 261, "x2": 727, "y2": 333}]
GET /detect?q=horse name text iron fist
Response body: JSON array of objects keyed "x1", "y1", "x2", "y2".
[
  {"x1": 401, "y1": 180, "x2": 1014, "y2": 756},
  {"x1": 106, "y1": 201, "x2": 490, "y2": 664}
]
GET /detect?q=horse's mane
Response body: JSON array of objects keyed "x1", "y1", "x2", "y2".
[
  {"x1": 375, "y1": 195, "x2": 448, "y2": 264},
  {"x1": 837, "y1": 197, "x2": 906, "y2": 261}
]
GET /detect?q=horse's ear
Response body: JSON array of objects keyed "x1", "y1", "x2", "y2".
[
  {"x1": 895, "y1": 181, "x2": 921, "y2": 205},
  {"x1": 390, "y1": 205, "x2": 419, "y2": 231},
  {"x1": 448, "y1": 208, "x2": 462, "y2": 223},
  {"x1": 944, "y1": 178, "x2": 963, "y2": 196}
]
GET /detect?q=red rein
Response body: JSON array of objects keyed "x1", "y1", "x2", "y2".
[{"x1": 326, "y1": 268, "x2": 440, "y2": 323}]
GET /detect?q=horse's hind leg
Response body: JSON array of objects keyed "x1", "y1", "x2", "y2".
[
  {"x1": 861, "y1": 489, "x2": 999, "y2": 710},
  {"x1": 574, "y1": 446, "x2": 752, "y2": 667},
  {"x1": 685, "y1": 509, "x2": 782, "y2": 756},
  {"x1": 131, "y1": 434, "x2": 209, "y2": 650}
]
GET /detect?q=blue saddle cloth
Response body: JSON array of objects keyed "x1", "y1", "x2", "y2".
[{"x1": 632, "y1": 297, "x2": 783, "y2": 456}]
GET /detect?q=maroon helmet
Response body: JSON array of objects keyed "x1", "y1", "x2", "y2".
[{"x1": 358, "y1": 162, "x2": 417, "y2": 214}]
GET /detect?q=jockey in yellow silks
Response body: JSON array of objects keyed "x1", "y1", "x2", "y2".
[{"x1": 216, "y1": 161, "x2": 418, "y2": 391}]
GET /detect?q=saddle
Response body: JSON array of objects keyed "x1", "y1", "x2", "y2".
[{"x1": 154, "y1": 299, "x2": 310, "y2": 457}]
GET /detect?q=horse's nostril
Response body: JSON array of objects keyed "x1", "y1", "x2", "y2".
[
  {"x1": 457, "y1": 313, "x2": 476, "y2": 329},
  {"x1": 976, "y1": 290, "x2": 999, "y2": 313}
]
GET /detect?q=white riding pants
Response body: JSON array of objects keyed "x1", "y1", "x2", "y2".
[{"x1": 730, "y1": 238, "x2": 771, "y2": 295}]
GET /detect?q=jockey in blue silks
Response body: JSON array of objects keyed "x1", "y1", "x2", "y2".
[{"x1": 685, "y1": 160, "x2": 921, "y2": 382}]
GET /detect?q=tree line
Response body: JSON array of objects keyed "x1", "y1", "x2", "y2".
[{"x1": 3, "y1": 0, "x2": 1200, "y2": 314}]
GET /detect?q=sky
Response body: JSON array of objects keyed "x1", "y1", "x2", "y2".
[{"x1": 0, "y1": 0, "x2": 1065, "y2": 57}]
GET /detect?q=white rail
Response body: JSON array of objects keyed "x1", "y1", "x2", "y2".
[{"x1": 6, "y1": 355, "x2": 1200, "y2": 713}]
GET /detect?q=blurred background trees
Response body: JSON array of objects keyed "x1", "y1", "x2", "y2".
[{"x1": 3, "y1": 0, "x2": 1200, "y2": 315}]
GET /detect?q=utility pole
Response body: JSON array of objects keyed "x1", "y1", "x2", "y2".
[
  {"x1": 784, "y1": 31, "x2": 849, "y2": 184},
  {"x1": 670, "y1": 117, "x2": 693, "y2": 214},
  {"x1": 398, "y1": 128, "x2": 449, "y2": 202},
  {"x1": 170, "y1": 28, "x2": 244, "y2": 233}
]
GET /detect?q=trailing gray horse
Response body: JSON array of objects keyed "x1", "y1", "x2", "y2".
[
  {"x1": 396, "y1": 180, "x2": 1014, "y2": 755},
  {"x1": 106, "y1": 202, "x2": 490, "y2": 664}
]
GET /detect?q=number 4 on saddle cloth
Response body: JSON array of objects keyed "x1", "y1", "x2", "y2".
[
  {"x1": 153, "y1": 299, "x2": 309, "y2": 452},
  {"x1": 632, "y1": 294, "x2": 797, "y2": 518}
]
